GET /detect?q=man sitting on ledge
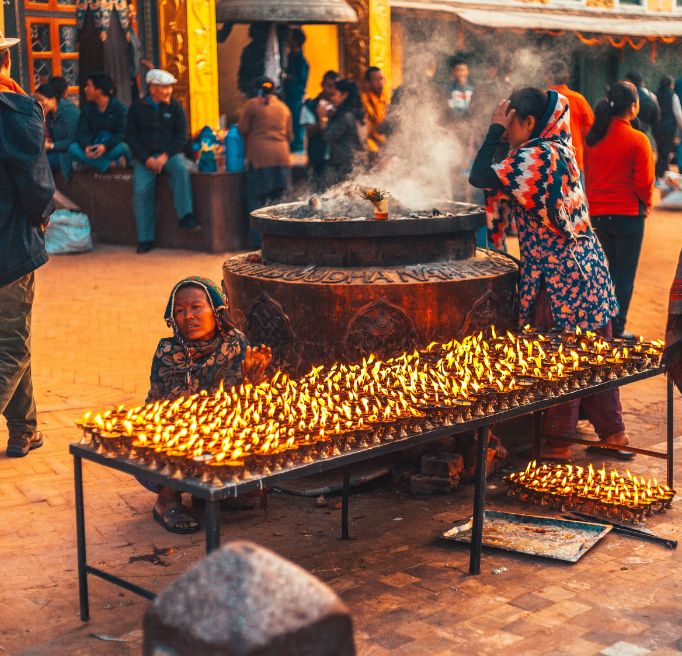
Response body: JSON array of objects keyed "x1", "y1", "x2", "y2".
[
  {"x1": 68, "y1": 71, "x2": 130, "y2": 174},
  {"x1": 125, "y1": 68, "x2": 199, "y2": 254}
]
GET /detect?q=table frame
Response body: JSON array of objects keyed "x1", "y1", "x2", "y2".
[{"x1": 71, "y1": 367, "x2": 673, "y2": 621}]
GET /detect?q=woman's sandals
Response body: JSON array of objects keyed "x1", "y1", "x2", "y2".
[{"x1": 153, "y1": 504, "x2": 200, "y2": 534}]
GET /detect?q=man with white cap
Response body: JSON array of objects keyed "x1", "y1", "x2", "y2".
[
  {"x1": 0, "y1": 31, "x2": 55, "y2": 457},
  {"x1": 125, "y1": 68, "x2": 198, "y2": 253}
]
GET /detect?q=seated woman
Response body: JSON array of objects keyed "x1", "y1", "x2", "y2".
[
  {"x1": 34, "y1": 80, "x2": 80, "y2": 180},
  {"x1": 145, "y1": 276, "x2": 272, "y2": 533},
  {"x1": 469, "y1": 87, "x2": 631, "y2": 461}
]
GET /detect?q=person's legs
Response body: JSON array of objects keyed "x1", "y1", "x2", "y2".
[
  {"x1": 0, "y1": 273, "x2": 40, "y2": 456},
  {"x1": 592, "y1": 216, "x2": 623, "y2": 334},
  {"x1": 163, "y1": 154, "x2": 194, "y2": 221},
  {"x1": 609, "y1": 216, "x2": 645, "y2": 337},
  {"x1": 132, "y1": 161, "x2": 158, "y2": 243},
  {"x1": 105, "y1": 142, "x2": 132, "y2": 168},
  {"x1": 68, "y1": 143, "x2": 98, "y2": 170},
  {"x1": 579, "y1": 320, "x2": 626, "y2": 442},
  {"x1": 654, "y1": 132, "x2": 674, "y2": 179}
]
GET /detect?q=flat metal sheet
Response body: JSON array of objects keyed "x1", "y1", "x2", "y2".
[{"x1": 442, "y1": 510, "x2": 612, "y2": 562}]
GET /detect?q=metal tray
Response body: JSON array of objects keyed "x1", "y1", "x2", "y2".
[{"x1": 442, "y1": 510, "x2": 612, "y2": 562}]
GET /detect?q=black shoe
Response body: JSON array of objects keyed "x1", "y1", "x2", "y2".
[
  {"x1": 136, "y1": 241, "x2": 154, "y2": 254},
  {"x1": 6, "y1": 431, "x2": 44, "y2": 458},
  {"x1": 178, "y1": 213, "x2": 200, "y2": 231}
]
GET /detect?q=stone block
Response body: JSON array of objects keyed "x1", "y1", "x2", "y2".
[
  {"x1": 143, "y1": 540, "x2": 355, "y2": 656},
  {"x1": 420, "y1": 452, "x2": 464, "y2": 478},
  {"x1": 409, "y1": 474, "x2": 459, "y2": 495}
]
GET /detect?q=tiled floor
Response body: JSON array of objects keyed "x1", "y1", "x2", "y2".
[{"x1": 1, "y1": 209, "x2": 681, "y2": 655}]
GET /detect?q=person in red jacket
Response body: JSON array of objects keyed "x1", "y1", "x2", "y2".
[{"x1": 584, "y1": 81, "x2": 655, "y2": 338}]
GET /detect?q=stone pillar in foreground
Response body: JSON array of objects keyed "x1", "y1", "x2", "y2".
[{"x1": 143, "y1": 540, "x2": 355, "y2": 656}]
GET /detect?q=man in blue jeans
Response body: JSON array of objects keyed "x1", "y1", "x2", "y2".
[
  {"x1": 68, "y1": 71, "x2": 130, "y2": 173},
  {"x1": 125, "y1": 69, "x2": 198, "y2": 253}
]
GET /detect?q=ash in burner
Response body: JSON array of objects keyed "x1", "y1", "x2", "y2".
[{"x1": 264, "y1": 197, "x2": 474, "y2": 221}]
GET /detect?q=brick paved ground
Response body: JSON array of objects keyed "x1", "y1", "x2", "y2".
[{"x1": 1, "y1": 210, "x2": 681, "y2": 656}]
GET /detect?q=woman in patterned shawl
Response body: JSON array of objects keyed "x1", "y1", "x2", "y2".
[
  {"x1": 146, "y1": 276, "x2": 272, "y2": 533},
  {"x1": 470, "y1": 87, "x2": 632, "y2": 461}
]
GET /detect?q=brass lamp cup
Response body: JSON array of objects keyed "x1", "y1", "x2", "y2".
[
  {"x1": 167, "y1": 449, "x2": 191, "y2": 479},
  {"x1": 515, "y1": 377, "x2": 537, "y2": 403},
  {"x1": 206, "y1": 459, "x2": 245, "y2": 486},
  {"x1": 452, "y1": 399, "x2": 474, "y2": 423},
  {"x1": 253, "y1": 452, "x2": 276, "y2": 476},
  {"x1": 296, "y1": 442, "x2": 315, "y2": 464},
  {"x1": 604, "y1": 358, "x2": 625, "y2": 379},
  {"x1": 190, "y1": 453, "x2": 213, "y2": 479},
  {"x1": 471, "y1": 390, "x2": 495, "y2": 417},
  {"x1": 587, "y1": 359, "x2": 609, "y2": 384},
  {"x1": 354, "y1": 428, "x2": 373, "y2": 449},
  {"x1": 100, "y1": 431, "x2": 126, "y2": 456}
]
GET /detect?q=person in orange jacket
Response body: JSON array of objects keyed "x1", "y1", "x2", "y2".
[{"x1": 546, "y1": 59, "x2": 594, "y2": 177}]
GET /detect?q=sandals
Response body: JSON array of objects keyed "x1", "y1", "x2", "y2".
[
  {"x1": 152, "y1": 504, "x2": 200, "y2": 534},
  {"x1": 585, "y1": 445, "x2": 635, "y2": 461}
]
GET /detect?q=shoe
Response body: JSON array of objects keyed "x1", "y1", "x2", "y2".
[
  {"x1": 6, "y1": 431, "x2": 44, "y2": 458},
  {"x1": 586, "y1": 431, "x2": 635, "y2": 460},
  {"x1": 136, "y1": 241, "x2": 154, "y2": 254},
  {"x1": 178, "y1": 213, "x2": 201, "y2": 231}
]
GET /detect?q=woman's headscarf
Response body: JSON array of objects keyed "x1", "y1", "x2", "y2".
[
  {"x1": 147, "y1": 276, "x2": 247, "y2": 403},
  {"x1": 487, "y1": 90, "x2": 591, "y2": 246}
]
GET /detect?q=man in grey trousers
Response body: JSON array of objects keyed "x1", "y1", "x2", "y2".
[{"x1": 0, "y1": 32, "x2": 55, "y2": 457}]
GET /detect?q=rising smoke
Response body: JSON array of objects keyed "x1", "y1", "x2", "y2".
[{"x1": 291, "y1": 25, "x2": 583, "y2": 212}]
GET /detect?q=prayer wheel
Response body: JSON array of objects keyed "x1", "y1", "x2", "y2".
[{"x1": 223, "y1": 199, "x2": 518, "y2": 376}]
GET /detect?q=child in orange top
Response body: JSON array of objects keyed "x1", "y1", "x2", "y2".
[{"x1": 584, "y1": 81, "x2": 655, "y2": 337}]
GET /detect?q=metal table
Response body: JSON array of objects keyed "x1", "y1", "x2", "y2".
[{"x1": 71, "y1": 366, "x2": 673, "y2": 621}]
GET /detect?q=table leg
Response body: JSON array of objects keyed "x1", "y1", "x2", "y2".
[
  {"x1": 205, "y1": 500, "x2": 221, "y2": 554},
  {"x1": 469, "y1": 425, "x2": 490, "y2": 575},
  {"x1": 668, "y1": 373, "x2": 675, "y2": 489},
  {"x1": 73, "y1": 454, "x2": 89, "y2": 622},
  {"x1": 532, "y1": 412, "x2": 543, "y2": 461},
  {"x1": 341, "y1": 467, "x2": 350, "y2": 540}
]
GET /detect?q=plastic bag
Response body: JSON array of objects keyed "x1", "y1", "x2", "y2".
[
  {"x1": 45, "y1": 209, "x2": 93, "y2": 254},
  {"x1": 657, "y1": 171, "x2": 682, "y2": 210}
]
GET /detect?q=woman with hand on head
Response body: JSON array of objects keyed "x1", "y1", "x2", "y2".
[
  {"x1": 469, "y1": 87, "x2": 631, "y2": 462},
  {"x1": 144, "y1": 276, "x2": 272, "y2": 534}
]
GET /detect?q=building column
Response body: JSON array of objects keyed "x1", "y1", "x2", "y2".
[
  {"x1": 157, "y1": 0, "x2": 219, "y2": 134},
  {"x1": 344, "y1": 0, "x2": 391, "y2": 90}
]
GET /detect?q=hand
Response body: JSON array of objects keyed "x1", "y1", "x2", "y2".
[
  {"x1": 241, "y1": 344, "x2": 273, "y2": 385},
  {"x1": 45, "y1": 139, "x2": 53, "y2": 151},
  {"x1": 155, "y1": 153, "x2": 169, "y2": 170},
  {"x1": 145, "y1": 156, "x2": 162, "y2": 174},
  {"x1": 90, "y1": 144, "x2": 106, "y2": 158},
  {"x1": 490, "y1": 99, "x2": 515, "y2": 130}
]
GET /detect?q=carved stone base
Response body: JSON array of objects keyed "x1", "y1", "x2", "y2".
[{"x1": 223, "y1": 251, "x2": 518, "y2": 376}]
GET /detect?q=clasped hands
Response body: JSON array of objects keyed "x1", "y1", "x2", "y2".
[{"x1": 145, "y1": 153, "x2": 169, "y2": 174}]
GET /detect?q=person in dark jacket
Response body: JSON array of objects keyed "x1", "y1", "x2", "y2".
[
  {"x1": 283, "y1": 28, "x2": 309, "y2": 154},
  {"x1": 35, "y1": 81, "x2": 80, "y2": 179},
  {"x1": 0, "y1": 35, "x2": 55, "y2": 458},
  {"x1": 653, "y1": 75, "x2": 682, "y2": 179},
  {"x1": 625, "y1": 71, "x2": 661, "y2": 135},
  {"x1": 125, "y1": 68, "x2": 198, "y2": 254},
  {"x1": 301, "y1": 70, "x2": 339, "y2": 190},
  {"x1": 317, "y1": 78, "x2": 365, "y2": 184},
  {"x1": 68, "y1": 71, "x2": 130, "y2": 173}
]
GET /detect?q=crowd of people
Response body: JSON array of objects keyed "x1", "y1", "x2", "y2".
[{"x1": 34, "y1": 68, "x2": 198, "y2": 254}]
